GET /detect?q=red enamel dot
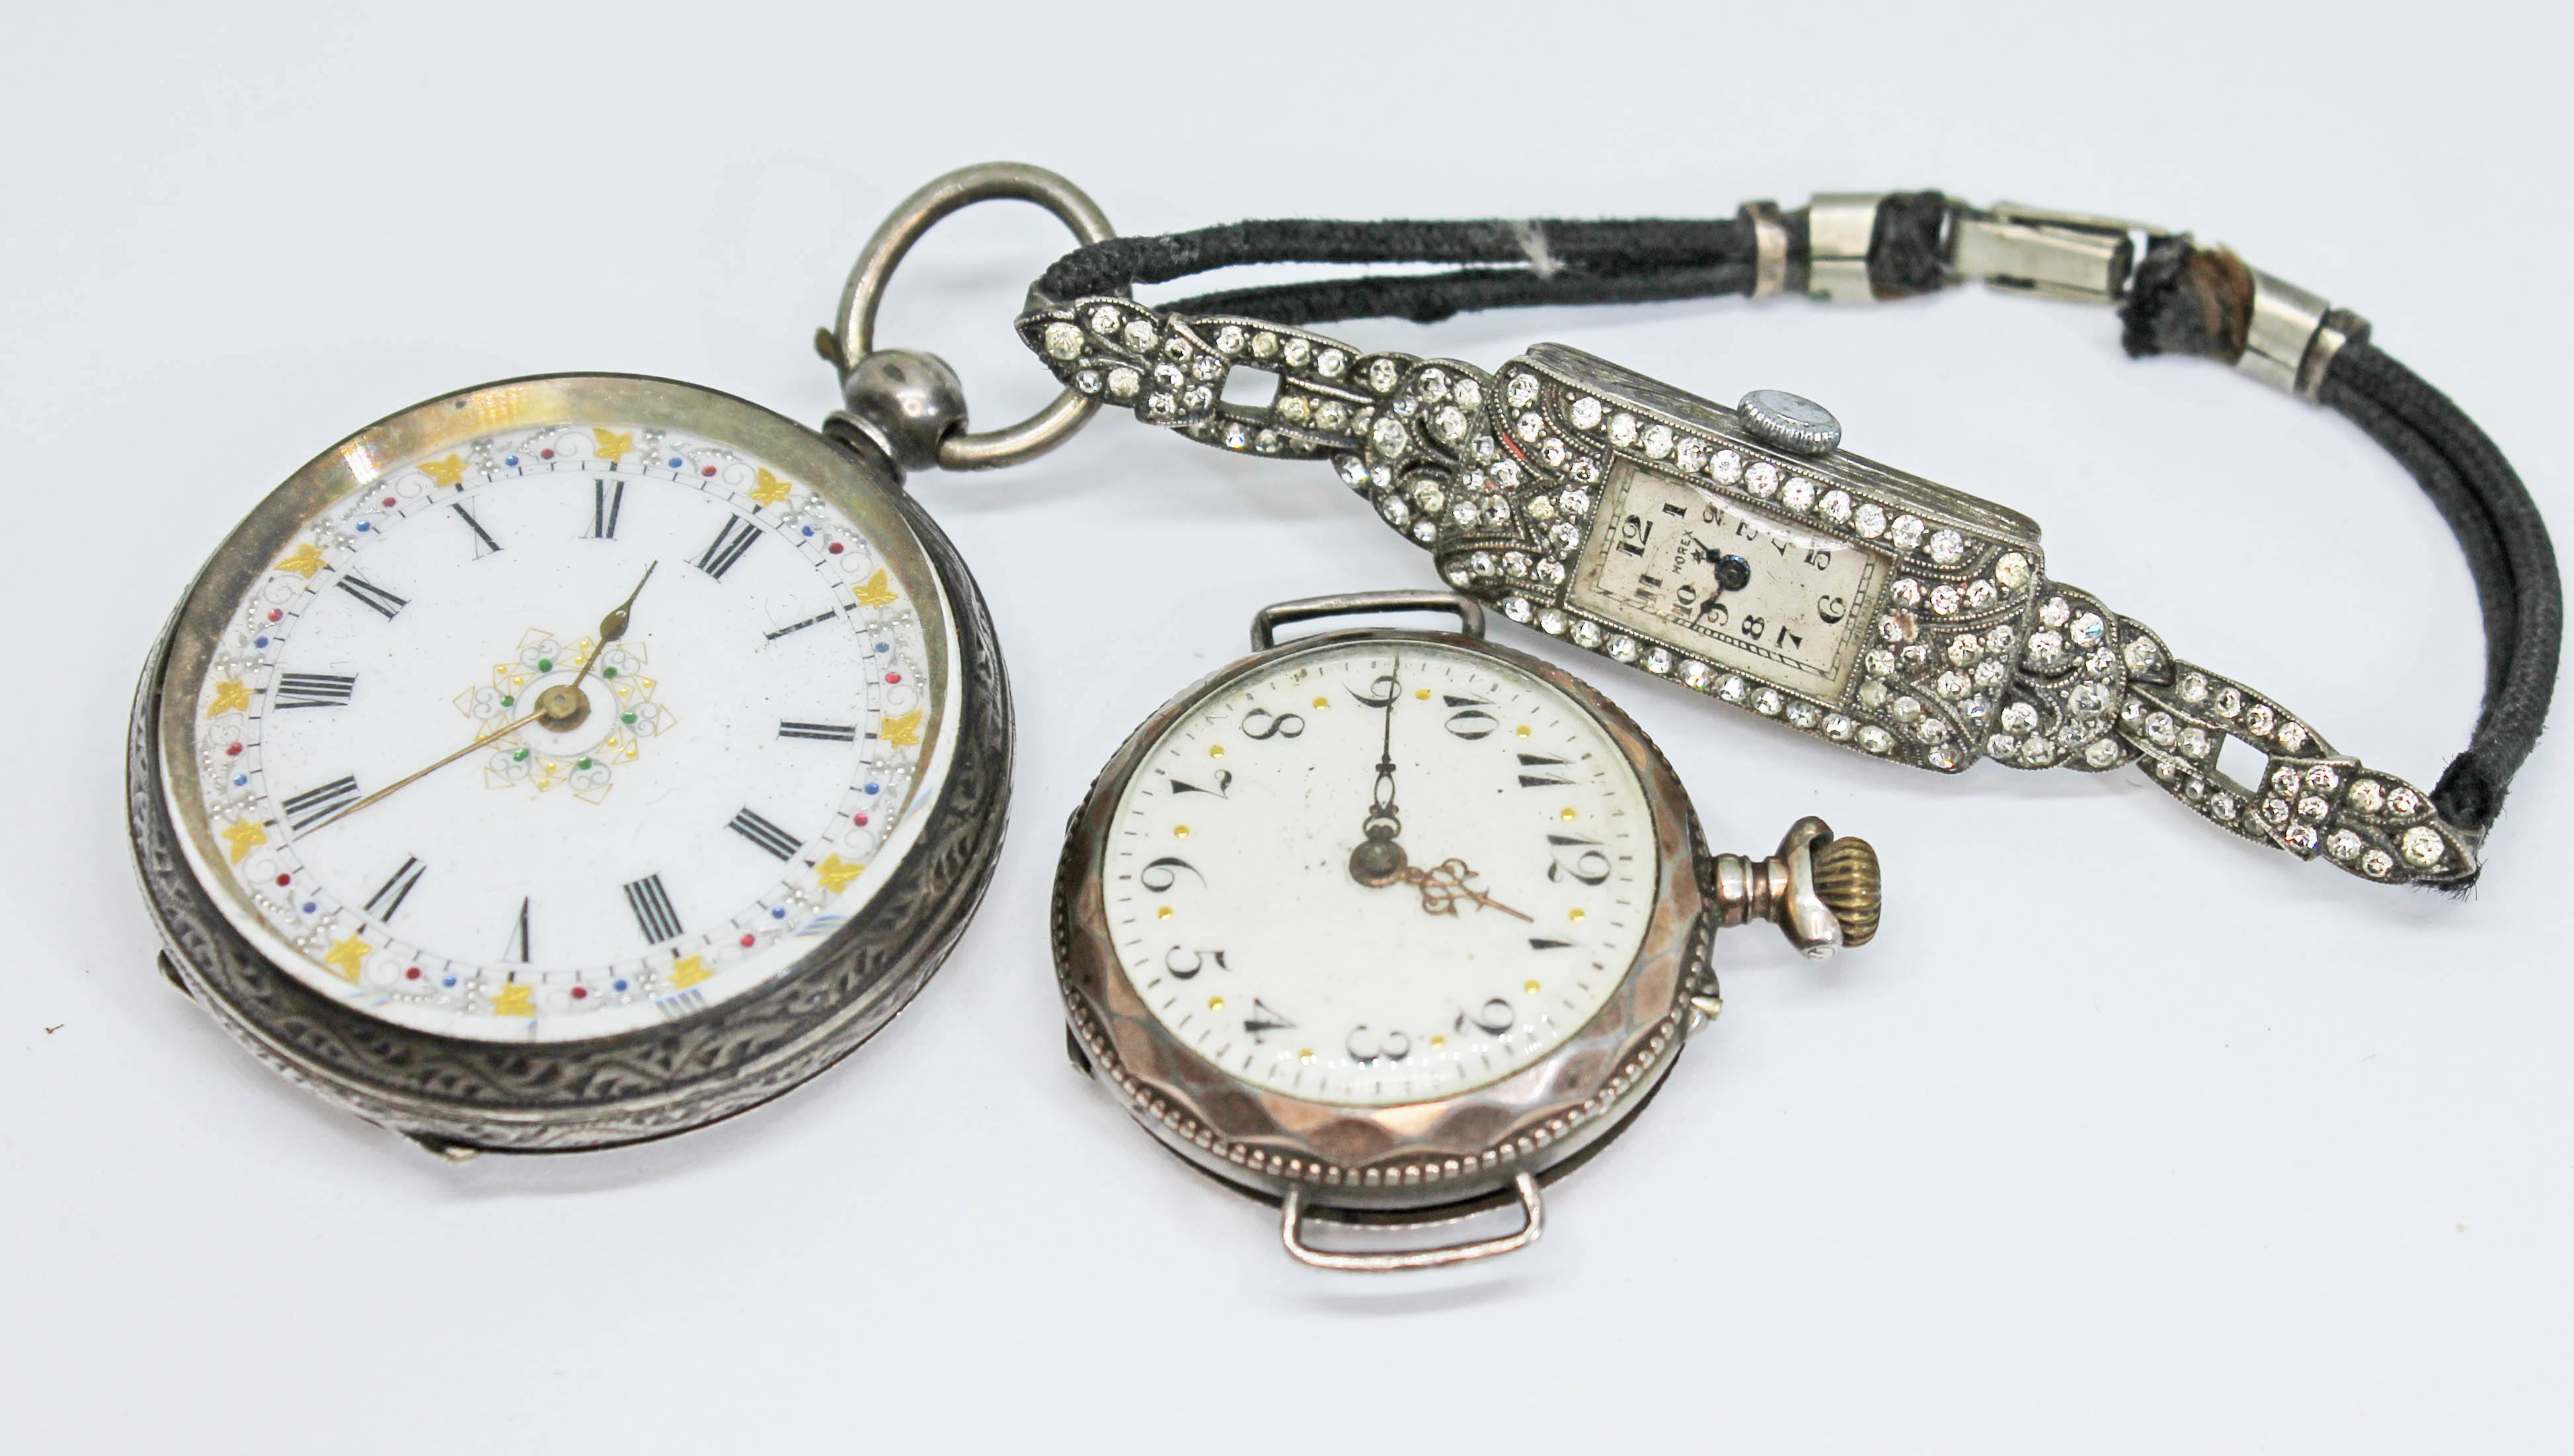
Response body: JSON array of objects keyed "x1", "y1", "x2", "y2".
[
  {"x1": 701, "y1": 465, "x2": 717, "y2": 477},
  {"x1": 739, "y1": 934, "x2": 756, "y2": 947},
  {"x1": 540, "y1": 448, "x2": 555, "y2": 459},
  {"x1": 405, "y1": 967, "x2": 421, "y2": 979},
  {"x1": 225, "y1": 742, "x2": 243, "y2": 756},
  {"x1": 884, "y1": 671, "x2": 901, "y2": 684},
  {"x1": 380, "y1": 496, "x2": 397, "y2": 507},
  {"x1": 266, "y1": 609, "x2": 283, "y2": 622},
  {"x1": 570, "y1": 985, "x2": 588, "y2": 999},
  {"x1": 827, "y1": 541, "x2": 845, "y2": 554},
  {"x1": 275, "y1": 874, "x2": 292, "y2": 887},
  {"x1": 852, "y1": 812, "x2": 869, "y2": 827}
]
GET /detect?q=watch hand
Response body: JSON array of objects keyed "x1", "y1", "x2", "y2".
[
  {"x1": 303, "y1": 563, "x2": 661, "y2": 834},
  {"x1": 1397, "y1": 857, "x2": 1532, "y2": 921},
  {"x1": 1348, "y1": 654, "x2": 1409, "y2": 887},
  {"x1": 537, "y1": 561, "x2": 657, "y2": 728}
]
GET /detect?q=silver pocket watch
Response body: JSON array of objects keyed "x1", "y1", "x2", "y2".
[{"x1": 1054, "y1": 591, "x2": 1882, "y2": 1268}]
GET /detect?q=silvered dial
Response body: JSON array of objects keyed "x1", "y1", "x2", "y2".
[
  {"x1": 176, "y1": 421, "x2": 934, "y2": 1042},
  {"x1": 1101, "y1": 636, "x2": 1656, "y2": 1106}
]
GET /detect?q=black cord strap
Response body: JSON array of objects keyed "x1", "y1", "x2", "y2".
[{"x1": 1020, "y1": 196, "x2": 2556, "y2": 883}]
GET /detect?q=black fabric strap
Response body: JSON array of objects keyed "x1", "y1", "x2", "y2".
[{"x1": 1034, "y1": 209, "x2": 2557, "y2": 845}]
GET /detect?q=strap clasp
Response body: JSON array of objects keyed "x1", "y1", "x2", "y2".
[{"x1": 1948, "y1": 202, "x2": 2168, "y2": 304}]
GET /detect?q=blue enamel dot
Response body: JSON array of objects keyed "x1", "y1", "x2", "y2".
[
  {"x1": 668, "y1": 457, "x2": 683, "y2": 468},
  {"x1": 301, "y1": 901, "x2": 317, "y2": 913},
  {"x1": 356, "y1": 521, "x2": 371, "y2": 531},
  {"x1": 443, "y1": 976, "x2": 457, "y2": 987},
  {"x1": 504, "y1": 455, "x2": 518, "y2": 466},
  {"x1": 865, "y1": 782, "x2": 880, "y2": 795},
  {"x1": 231, "y1": 774, "x2": 246, "y2": 786},
  {"x1": 613, "y1": 979, "x2": 629, "y2": 991},
  {"x1": 771, "y1": 907, "x2": 787, "y2": 919},
  {"x1": 874, "y1": 642, "x2": 890, "y2": 654},
  {"x1": 254, "y1": 636, "x2": 269, "y2": 648}
]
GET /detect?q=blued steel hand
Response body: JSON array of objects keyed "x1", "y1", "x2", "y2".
[{"x1": 303, "y1": 563, "x2": 659, "y2": 833}]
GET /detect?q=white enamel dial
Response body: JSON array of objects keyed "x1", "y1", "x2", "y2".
[
  {"x1": 1101, "y1": 636, "x2": 1657, "y2": 1107},
  {"x1": 180, "y1": 421, "x2": 935, "y2": 1042}
]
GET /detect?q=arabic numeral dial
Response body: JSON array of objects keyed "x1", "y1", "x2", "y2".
[{"x1": 1099, "y1": 635, "x2": 1656, "y2": 1108}]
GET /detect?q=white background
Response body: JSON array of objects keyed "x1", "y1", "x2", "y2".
[{"x1": 6, "y1": 3, "x2": 2567, "y2": 1451}]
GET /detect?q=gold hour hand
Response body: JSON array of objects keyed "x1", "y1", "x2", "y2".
[{"x1": 1398, "y1": 858, "x2": 1532, "y2": 921}]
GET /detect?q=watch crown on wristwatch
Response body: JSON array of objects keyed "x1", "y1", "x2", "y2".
[
  {"x1": 1736, "y1": 388, "x2": 1843, "y2": 455},
  {"x1": 1709, "y1": 816, "x2": 1881, "y2": 958}
]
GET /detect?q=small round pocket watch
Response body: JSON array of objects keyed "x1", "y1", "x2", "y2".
[
  {"x1": 1054, "y1": 591, "x2": 1882, "y2": 1268},
  {"x1": 130, "y1": 375, "x2": 1011, "y2": 1154}
]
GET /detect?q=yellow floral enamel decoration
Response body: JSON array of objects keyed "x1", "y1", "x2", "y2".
[
  {"x1": 221, "y1": 820, "x2": 266, "y2": 865},
  {"x1": 205, "y1": 679, "x2": 251, "y2": 717},
  {"x1": 878, "y1": 709, "x2": 921, "y2": 748},
  {"x1": 323, "y1": 936, "x2": 371, "y2": 983},
  {"x1": 489, "y1": 982, "x2": 535, "y2": 1016},
  {"x1": 749, "y1": 467, "x2": 793, "y2": 507},
  {"x1": 419, "y1": 453, "x2": 466, "y2": 488},
  {"x1": 274, "y1": 542, "x2": 326, "y2": 579},
  {"x1": 668, "y1": 955, "x2": 713, "y2": 989},
  {"x1": 813, "y1": 855, "x2": 864, "y2": 894},
  {"x1": 592, "y1": 428, "x2": 633, "y2": 460},
  {"x1": 851, "y1": 568, "x2": 898, "y2": 608}
]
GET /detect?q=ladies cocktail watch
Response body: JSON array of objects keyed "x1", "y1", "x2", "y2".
[
  {"x1": 1018, "y1": 190, "x2": 2559, "y2": 890},
  {"x1": 1053, "y1": 591, "x2": 1880, "y2": 1269},
  {"x1": 128, "y1": 167, "x2": 1113, "y2": 1153}
]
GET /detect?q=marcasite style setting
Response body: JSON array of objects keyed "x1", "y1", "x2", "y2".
[{"x1": 1015, "y1": 192, "x2": 2557, "y2": 890}]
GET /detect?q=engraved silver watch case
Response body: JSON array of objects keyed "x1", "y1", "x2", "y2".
[
  {"x1": 129, "y1": 375, "x2": 1011, "y2": 1155},
  {"x1": 1052, "y1": 592, "x2": 1878, "y2": 1270}
]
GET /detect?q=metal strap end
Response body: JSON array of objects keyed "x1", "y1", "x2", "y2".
[
  {"x1": 1804, "y1": 192, "x2": 1885, "y2": 304},
  {"x1": 1948, "y1": 202, "x2": 2150, "y2": 304},
  {"x1": 2238, "y1": 269, "x2": 2363, "y2": 401},
  {"x1": 1741, "y1": 200, "x2": 1789, "y2": 299}
]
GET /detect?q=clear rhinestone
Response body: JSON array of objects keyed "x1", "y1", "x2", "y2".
[
  {"x1": 1936, "y1": 670, "x2": 1970, "y2": 699},
  {"x1": 1710, "y1": 449, "x2": 1744, "y2": 483},
  {"x1": 1858, "y1": 725, "x2": 1896, "y2": 754},
  {"x1": 1538, "y1": 438, "x2": 1569, "y2": 467},
  {"x1": 1786, "y1": 701, "x2": 1818, "y2": 728},
  {"x1": 2179, "y1": 673, "x2": 2209, "y2": 705},
  {"x1": 1432, "y1": 404, "x2": 1468, "y2": 442},
  {"x1": 1890, "y1": 516, "x2": 1925, "y2": 549},
  {"x1": 1538, "y1": 608, "x2": 1567, "y2": 635},
  {"x1": 1191, "y1": 354, "x2": 1224, "y2": 381},
  {"x1": 1985, "y1": 624, "x2": 2017, "y2": 652},
  {"x1": 1088, "y1": 305, "x2": 1122, "y2": 336},
  {"x1": 2275, "y1": 721, "x2": 2309, "y2": 752},
  {"x1": 2039, "y1": 597, "x2": 2072, "y2": 629},
  {"x1": 2245, "y1": 704, "x2": 2276, "y2": 735},
  {"x1": 1316, "y1": 348, "x2": 1347, "y2": 377},
  {"x1": 1506, "y1": 373, "x2": 1540, "y2": 408},
  {"x1": 1753, "y1": 689, "x2": 1783, "y2": 716},
  {"x1": 1569, "y1": 397, "x2": 1604, "y2": 429},
  {"x1": 1502, "y1": 551, "x2": 1530, "y2": 578},
  {"x1": 1252, "y1": 332, "x2": 1280, "y2": 359},
  {"x1": 1854, "y1": 503, "x2": 1888, "y2": 538},
  {"x1": 1151, "y1": 362, "x2": 1183, "y2": 391},
  {"x1": 2271, "y1": 766, "x2": 2302, "y2": 795},
  {"x1": 1144, "y1": 392, "x2": 1176, "y2": 417},
  {"x1": 1335, "y1": 455, "x2": 1370, "y2": 488},
  {"x1": 2020, "y1": 738, "x2": 2055, "y2": 766},
  {"x1": 1460, "y1": 551, "x2": 1492, "y2": 578},
  {"x1": 1107, "y1": 367, "x2": 1141, "y2": 399},
  {"x1": 1413, "y1": 367, "x2": 1447, "y2": 401},
  {"x1": 1927, "y1": 743, "x2": 1961, "y2": 770},
  {"x1": 1744, "y1": 460, "x2": 1780, "y2": 496},
  {"x1": 2284, "y1": 824, "x2": 2320, "y2": 852},
  {"x1": 1818, "y1": 489, "x2": 1853, "y2": 523},
  {"x1": 1502, "y1": 596, "x2": 1534, "y2": 623},
  {"x1": 1879, "y1": 611, "x2": 1918, "y2": 644},
  {"x1": 1453, "y1": 378, "x2": 1481, "y2": 409},
  {"x1": 2001, "y1": 701, "x2": 2039, "y2": 733},
  {"x1": 2296, "y1": 795, "x2": 2329, "y2": 820},
  {"x1": 1988, "y1": 733, "x2": 2019, "y2": 757},
  {"x1": 2304, "y1": 765, "x2": 2337, "y2": 792},
  {"x1": 2180, "y1": 725, "x2": 2210, "y2": 757},
  {"x1": 1891, "y1": 578, "x2": 1923, "y2": 607},
  {"x1": 1214, "y1": 325, "x2": 1245, "y2": 354},
  {"x1": 2086, "y1": 648, "x2": 2117, "y2": 677},
  {"x1": 1222, "y1": 422, "x2": 1248, "y2": 449},
  {"x1": 1718, "y1": 675, "x2": 1748, "y2": 703},
  {"x1": 2210, "y1": 792, "x2": 2239, "y2": 820},
  {"x1": 1918, "y1": 715, "x2": 1949, "y2": 742},
  {"x1": 1641, "y1": 423, "x2": 1674, "y2": 458},
  {"x1": 1526, "y1": 496, "x2": 1557, "y2": 523},
  {"x1": 1536, "y1": 559, "x2": 1566, "y2": 586},
  {"x1": 1122, "y1": 319, "x2": 1157, "y2": 352},
  {"x1": 1947, "y1": 636, "x2": 1984, "y2": 667},
  {"x1": 1492, "y1": 459, "x2": 1522, "y2": 487},
  {"x1": 1042, "y1": 321, "x2": 1083, "y2": 360},
  {"x1": 1676, "y1": 438, "x2": 1708, "y2": 473},
  {"x1": 2361, "y1": 849, "x2": 2396, "y2": 876},
  {"x1": 1866, "y1": 648, "x2": 1898, "y2": 677},
  {"x1": 2026, "y1": 630, "x2": 2064, "y2": 666},
  {"x1": 2401, "y1": 825, "x2": 2444, "y2": 866},
  {"x1": 1282, "y1": 337, "x2": 1312, "y2": 367},
  {"x1": 2263, "y1": 797, "x2": 2290, "y2": 825},
  {"x1": 2145, "y1": 712, "x2": 2178, "y2": 747},
  {"x1": 1783, "y1": 476, "x2": 1817, "y2": 511},
  {"x1": 2389, "y1": 786, "x2": 2423, "y2": 816},
  {"x1": 1974, "y1": 660, "x2": 2008, "y2": 687},
  {"x1": 1377, "y1": 495, "x2": 1410, "y2": 526},
  {"x1": 1559, "y1": 489, "x2": 1592, "y2": 518},
  {"x1": 2070, "y1": 613, "x2": 2106, "y2": 646},
  {"x1": 2213, "y1": 687, "x2": 2242, "y2": 718},
  {"x1": 1411, "y1": 519, "x2": 1438, "y2": 544},
  {"x1": 2123, "y1": 636, "x2": 2162, "y2": 672},
  {"x1": 1073, "y1": 369, "x2": 1102, "y2": 394},
  {"x1": 1571, "y1": 619, "x2": 1602, "y2": 648},
  {"x1": 1994, "y1": 551, "x2": 2031, "y2": 590},
  {"x1": 1824, "y1": 714, "x2": 1855, "y2": 741},
  {"x1": 1412, "y1": 483, "x2": 1447, "y2": 514},
  {"x1": 1928, "y1": 529, "x2": 1965, "y2": 564},
  {"x1": 1607, "y1": 635, "x2": 1639, "y2": 662},
  {"x1": 1891, "y1": 695, "x2": 1924, "y2": 724},
  {"x1": 1277, "y1": 395, "x2": 1313, "y2": 424},
  {"x1": 1364, "y1": 357, "x2": 1397, "y2": 392},
  {"x1": 1646, "y1": 646, "x2": 1674, "y2": 675},
  {"x1": 2347, "y1": 780, "x2": 2385, "y2": 814},
  {"x1": 1514, "y1": 410, "x2": 1544, "y2": 441},
  {"x1": 1680, "y1": 660, "x2": 1713, "y2": 689},
  {"x1": 1450, "y1": 501, "x2": 1478, "y2": 527},
  {"x1": 1857, "y1": 678, "x2": 1891, "y2": 709},
  {"x1": 1313, "y1": 401, "x2": 1348, "y2": 431},
  {"x1": 2069, "y1": 682, "x2": 2109, "y2": 716},
  {"x1": 1608, "y1": 412, "x2": 1639, "y2": 447},
  {"x1": 1967, "y1": 579, "x2": 1997, "y2": 609},
  {"x1": 1181, "y1": 386, "x2": 1212, "y2": 411},
  {"x1": 2086, "y1": 738, "x2": 2123, "y2": 767},
  {"x1": 1929, "y1": 584, "x2": 1962, "y2": 615}
]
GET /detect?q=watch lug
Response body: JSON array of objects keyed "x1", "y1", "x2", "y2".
[
  {"x1": 155, "y1": 950, "x2": 193, "y2": 999},
  {"x1": 1064, "y1": 1024, "x2": 1096, "y2": 1080}
]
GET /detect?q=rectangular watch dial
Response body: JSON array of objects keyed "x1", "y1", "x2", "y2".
[{"x1": 1573, "y1": 461, "x2": 1885, "y2": 701}]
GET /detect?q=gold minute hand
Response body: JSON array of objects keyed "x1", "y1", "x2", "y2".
[{"x1": 298, "y1": 706, "x2": 551, "y2": 833}]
